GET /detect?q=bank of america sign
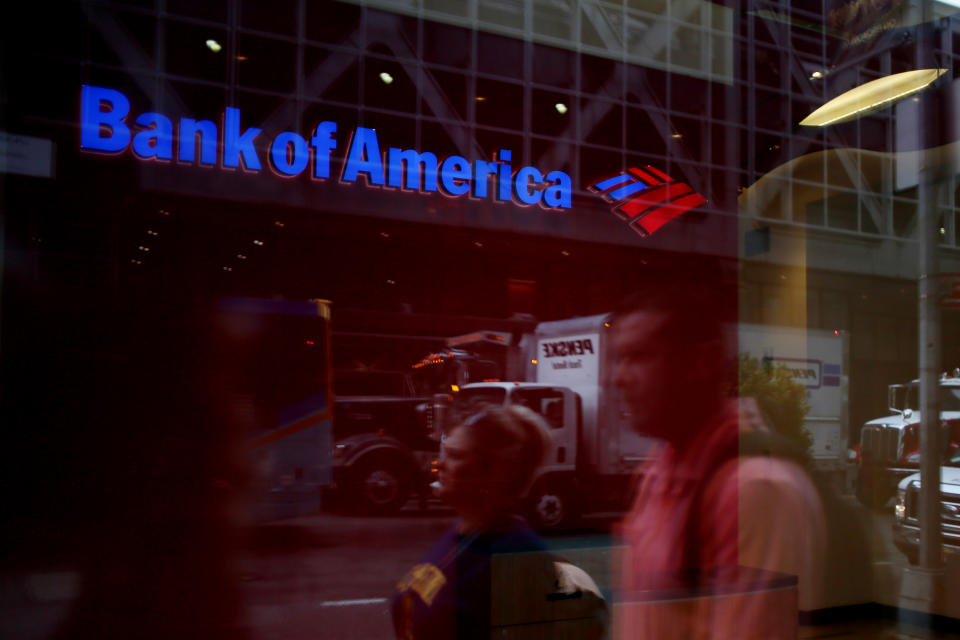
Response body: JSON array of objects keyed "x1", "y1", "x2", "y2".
[{"x1": 589, "y1": 166, "x2": 706, "y2": 237}]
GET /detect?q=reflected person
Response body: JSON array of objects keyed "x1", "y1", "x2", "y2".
[
  {"x1": 391, "y1": 404, "x2": 554, "y2": 640},
  {"x1": 610, "y1": 284, "x2": 826, "y2": 640}
]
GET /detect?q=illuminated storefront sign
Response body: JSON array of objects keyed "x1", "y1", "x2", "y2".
[
  {"x1": 79, "y1": 85, "x2": 572, "y2": 209},
  {"x1": 589, "y1": 167, "x2": 706, "y2": 237}
]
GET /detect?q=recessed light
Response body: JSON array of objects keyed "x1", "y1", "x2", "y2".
[
  {"x1": 379, "y1": 72, "x2": 394, "y2": 85},
  {"x1": 206, "y1": 39, "x2": 222, "y2": 53},
  {"x1": 555, "y1": 103, "x2": 568, "y2": 114}
]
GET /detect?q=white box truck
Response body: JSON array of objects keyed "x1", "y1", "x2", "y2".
[
  {"x1": 447, "y1": 317, "x2": 849, "y2": 528},
  {"x1": 452, "y1": 313, "x2": 653, "y2": 529},
  {"x1": 737, "y1": 324, "x2": 850, "y2": 474}
]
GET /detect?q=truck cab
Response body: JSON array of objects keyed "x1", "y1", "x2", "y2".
[
  {"x1": 893, "y1": 452, "x2": 960, "y2": 564},
  {"x1": 857, "y1": 372, "x2": 960, "y2": 508},
  {"x1": 329, "y1": 334, "x2": 515, "y2": 515},
  {"x1": 442, "y1": 313, "x2": 657, "y2": 529}
]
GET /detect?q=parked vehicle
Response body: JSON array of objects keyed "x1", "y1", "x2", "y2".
[
  {"x1": 436, "y1": 317, "x2": 844, "y2": 529},
  {"x1": 330, "y1": 333, "x2": 512, "y2": 514},
  {"x1": 857, "y1": 373, "x2": 960, "y2": 508},
  {"x1": 737, "y1": 324, "x2": 849, "y2": 475},
  {"x1": 217, "y1": 297, "x2": 335, "y2": 522},
  {"x1": 893, "y1": 449, "x2": 960, "y2": 564},
  {"x1": 447, "y1": 313, "x2": 650, "y2": 529}
]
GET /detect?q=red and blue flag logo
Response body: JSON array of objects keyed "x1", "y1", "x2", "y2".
[{"x1": 588, "y1": 166, "x2": 706, "y2": 237}]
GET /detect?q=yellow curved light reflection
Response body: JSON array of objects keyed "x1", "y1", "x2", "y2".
[{"x1": 799, "y1": 69, "x2": 948, "y2": 127}]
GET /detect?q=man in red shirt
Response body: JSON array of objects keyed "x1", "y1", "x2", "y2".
[{"x1": 610, "y1": 284, "x2": 825, "y2": 639}]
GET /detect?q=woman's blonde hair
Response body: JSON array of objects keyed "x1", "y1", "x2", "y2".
[{"x1": 454, "y1": 403, "x2": 554, "y2": 496}]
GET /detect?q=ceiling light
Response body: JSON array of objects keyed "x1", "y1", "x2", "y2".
[
  {"x1": 800, "y1": 69, "x2": 948, "y2": 126},
  {"x1": 379, "y1": 72, "x2": 394, "y2": 85},
  {"x1": 253, "y1": 239, "x2": 264, "y2": 246},
  {"x1": 236, "y1": 55, "x2": 248, "y2": 62},
  {"x1": 475, "y1": 96, "x2": 487, "y2": 102},
  {"x1": 810, "y1": 70, "x2": 823, "y2": 79},
  {"x1": 555, "y1": 103, "x2": 568, "y2": 114},
  {"x1": 206, "y1": 39, "x2": 222, "y2": 53},
  {"x1": 671, "y1": 133, "x2": 683, "y2": 139}
]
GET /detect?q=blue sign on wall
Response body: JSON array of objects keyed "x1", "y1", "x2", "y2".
[{"x1": 79, "y1": 85, "x2": 572, "y2": 210}]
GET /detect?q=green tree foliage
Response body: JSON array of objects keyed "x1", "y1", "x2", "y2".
[{"x1": 737, "y1": 353, "x2": 813, "y2": 457}]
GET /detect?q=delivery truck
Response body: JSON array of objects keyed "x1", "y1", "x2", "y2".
[
  {"x1": 737, "y1": 324, "x2": 850, "y2": 475},
  {"x1": 857, "y1": 372, "x2": 960, "y2": 508},
  {"x1": 444, "y1": 317, "x2": 849, "y2": 529}
]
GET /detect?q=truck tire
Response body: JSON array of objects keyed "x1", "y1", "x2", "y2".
[
  {"x1": 855, "y1": 467, "x2": 893, "y2": 510},
  {"x1": 527, "y1": 479, "x2": 575, "y2": 531},
  {"x1": 351, "y1": 456, "x2": 410, "y2": 515}
]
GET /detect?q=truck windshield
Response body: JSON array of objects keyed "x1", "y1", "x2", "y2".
[
  {"x1": 944, "y1": 388, "x2": 960, "y2": 412},
  {"x1": 454, "y1": 387, "x2": 507, "y2": 408},
  {"x1": 410, "y1": 360, "x2": 457, "y2": 396},
  {"x1": 510, "y1": 388, "x2": 565, "y2": 429},
  {"x1": 901, "y1": 385, "x2": 960, "y2": 412},
  {"x1": 948, "y1": 448, "x2": 960, "y2": 468}
]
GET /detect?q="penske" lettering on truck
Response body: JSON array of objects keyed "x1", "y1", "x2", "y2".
[{"x1": 541, "y1": 339, "x2": 594, "y2": 358}]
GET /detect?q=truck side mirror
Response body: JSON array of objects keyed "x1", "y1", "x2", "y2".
[
  {"x1": 888, "y1": 384, "x2": 906, "y2": 414},
  {"x1": 430, "y1": 393, "x2": 452, "y2": 441}
]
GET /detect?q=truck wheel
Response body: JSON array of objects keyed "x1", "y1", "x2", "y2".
[
  {"x1": 855, "y1": 468, "x2": 893, "y2": 510},
  {"x1": 352, "y1": 458, "x2": 410, "y2": 515},
  {"x1": 527, "y1": 480, "x2": 574, "y2": 530}
]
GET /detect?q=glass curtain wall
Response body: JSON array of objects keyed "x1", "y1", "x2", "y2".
[{"x1": 2, "y1": 1, "x2": 960, "y2": 638}]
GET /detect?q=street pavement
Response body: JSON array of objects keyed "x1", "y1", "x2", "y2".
[
  {"x1": 4, "y1": 498, "x2": 960, "y2": 639},
  {"x1": 235, "y1": 498, "x2": 960, "y2": 640},
  {"x1": 238, "y1": 504, "x2": 457, "y2": 640}
]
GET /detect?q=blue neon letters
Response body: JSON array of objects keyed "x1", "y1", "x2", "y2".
[{"x1": 79, "y1": 85, "x2": 571, "y2": 209}]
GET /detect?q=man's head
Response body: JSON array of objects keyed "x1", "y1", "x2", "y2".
[{"x1": 609, "y1": 279, "x2": 733, "y2": 445}]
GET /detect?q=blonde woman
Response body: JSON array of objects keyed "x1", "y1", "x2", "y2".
[{"x1": 391, "y1": 404, "x2": 555, "y2": 640}]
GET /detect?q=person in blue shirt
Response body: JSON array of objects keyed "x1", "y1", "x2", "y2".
[{"x1": 391, "y1": 404, "x2": 554, "y2": 640}]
